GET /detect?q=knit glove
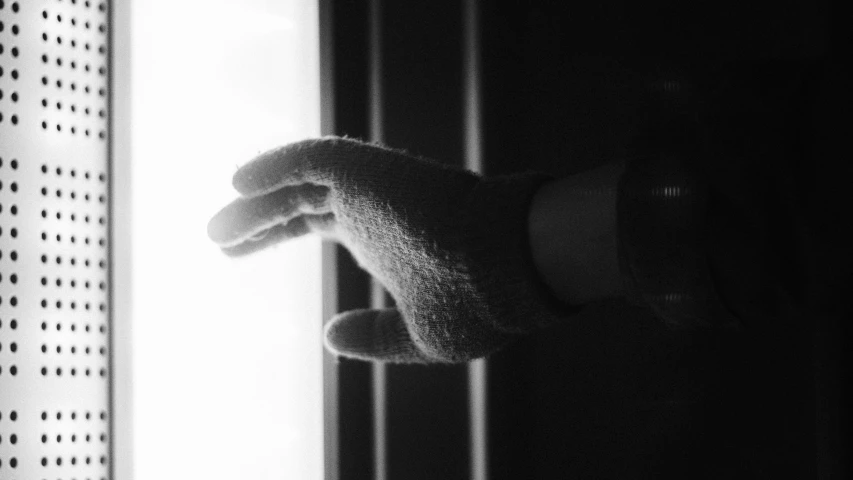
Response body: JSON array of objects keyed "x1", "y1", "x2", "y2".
[{"x1": 207, "y1": 137, "x2": 579, "y2": 363}]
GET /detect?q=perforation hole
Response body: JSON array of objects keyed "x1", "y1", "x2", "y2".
[{"x1": 3, "y1": 3, "x2": 112, "y2": 476}]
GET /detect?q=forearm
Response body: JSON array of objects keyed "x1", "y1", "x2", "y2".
[{"x1": 527, "y1": 160, "x2": 626, "y2": 307}]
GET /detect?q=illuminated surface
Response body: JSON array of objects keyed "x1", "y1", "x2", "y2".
[{"x1": 129, "y1": 1, "x2": 322, "y2": 479}]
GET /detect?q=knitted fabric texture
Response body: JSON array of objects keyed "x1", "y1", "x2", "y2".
[{"x1": 208, "y1": 137, "x2": 581, "y2": 363}]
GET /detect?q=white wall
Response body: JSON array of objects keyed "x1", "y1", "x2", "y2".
[{"x1": 120, "y1": 1, "x2": 323, "y2": 478}]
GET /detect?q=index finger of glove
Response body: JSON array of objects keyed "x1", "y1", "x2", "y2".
[
  {"x1": 219, "y1": 213, "x2": 336, "y2": 257},
  {"x1": 207, "y1": 183, "x2": 331, "y2": 247},
  {"x1": 233, "y1": 139, "x2": 342, "y2": 199}
]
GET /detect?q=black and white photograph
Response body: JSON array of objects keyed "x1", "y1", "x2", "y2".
[{"x1": 1, "y1": 0, "x2": 849, "y2": 478}]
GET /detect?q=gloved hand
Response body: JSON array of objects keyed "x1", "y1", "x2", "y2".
[{"x1": 207, "y1": 137, "x2": 579, "y2": 363}]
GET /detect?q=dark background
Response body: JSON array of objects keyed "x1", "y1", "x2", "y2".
[{"x1": 323, "y1": 1, "x2": 848, "y2": 478}]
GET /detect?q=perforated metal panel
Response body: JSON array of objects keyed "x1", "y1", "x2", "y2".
[{"x1": 0, "y1": 0, "x2": 111, "y2": 479}]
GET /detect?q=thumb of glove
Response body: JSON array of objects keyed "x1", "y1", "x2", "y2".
[{"x1": 324, "y1": 308, "x2": 432, "y2": 363}]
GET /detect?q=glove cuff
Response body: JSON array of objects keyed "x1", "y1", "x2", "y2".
[{"x1": 463, "y1": 172, "x2": 585, "y2": 335}]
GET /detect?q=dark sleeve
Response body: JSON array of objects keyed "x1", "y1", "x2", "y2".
[
  {"x1": 615, "y1": 153, "x2": 741, "y2": 330},
  {"x1": 614, "y1": 58, "x2": 825, "y2": 331}
]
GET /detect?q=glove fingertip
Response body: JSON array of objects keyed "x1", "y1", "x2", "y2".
[
  {"x1": 232, "y1": 145, "x2": 292, "y2": 196},
  {"x1": 232, "y1": 167, "x2": 263, "y2": 197}
]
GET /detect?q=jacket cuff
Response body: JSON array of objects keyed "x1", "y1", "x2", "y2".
[{"x1": 616, "y1": 154, "x2": 741, "y2": 329}]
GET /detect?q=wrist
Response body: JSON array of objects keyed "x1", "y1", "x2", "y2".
[{"x1": 528, "y1": 161, "x2": 626, "y2": 307}]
